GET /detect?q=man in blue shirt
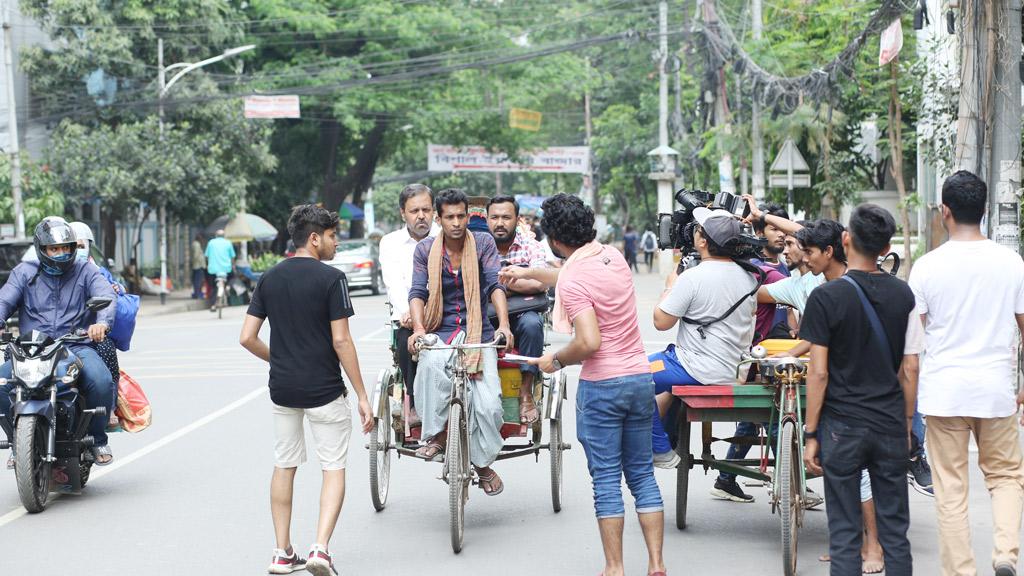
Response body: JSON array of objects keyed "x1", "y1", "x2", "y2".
[
  {"x1": 205, "y1": 229, "x2": 236, "y2": 310},
  {"x1": 0, "y1": 217, "x2": 117, "y2": 466}
]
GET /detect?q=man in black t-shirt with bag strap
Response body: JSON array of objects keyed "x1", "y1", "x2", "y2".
[
  {"x1": 801, "y1": 204, "x2": 923, "y2": 576},
  {"x1": 240, "y1": 204, "x2": 373, "y2": 576}
]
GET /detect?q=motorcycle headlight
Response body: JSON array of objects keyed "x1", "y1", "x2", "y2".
[{"x1": 13, "y1": 358, "x2": 51, "y2": 388}]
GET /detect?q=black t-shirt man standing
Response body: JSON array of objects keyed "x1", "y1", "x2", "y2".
[
  {"x1": 800, "y1": 204, "x2": 923, "y2": 576},
  {"x1": 240, "y1": 204, "x2": 372, "y2": 576}
]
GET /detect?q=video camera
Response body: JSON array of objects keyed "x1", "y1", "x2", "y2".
[{"x1": 656, "y1": 189, "x2": 766, "y2": 268}]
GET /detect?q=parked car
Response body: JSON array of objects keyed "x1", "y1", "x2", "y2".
[{"x1": 326, "y1": 239, "x2": 382, "y2": 295}]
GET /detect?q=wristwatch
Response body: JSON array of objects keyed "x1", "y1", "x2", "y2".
[
  {"x1": 551, "y1": 353, "x2": 564, "y2": 371},
  {"x1": 803, "y1": 426, "x2": 817, "y2": 440}
]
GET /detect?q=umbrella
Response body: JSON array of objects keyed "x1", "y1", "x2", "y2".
[
  {"x1": 338, "y1": 202, "x2": 365, "y2": 221},
  {"x1": 205, "y1": 211, "x2": 278, "y2": 242}
]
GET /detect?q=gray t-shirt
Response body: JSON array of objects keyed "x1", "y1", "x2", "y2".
[{"x1": 659, "y1": 260, "x2": 757, "y2": 383}]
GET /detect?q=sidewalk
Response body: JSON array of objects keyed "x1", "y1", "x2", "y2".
[{"x1": 137, "y1": 289, "x2": 211, "y2": 318}]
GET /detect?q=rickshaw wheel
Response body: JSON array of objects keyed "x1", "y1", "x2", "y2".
[
  {"x1": 369, "y1": 371, "x2": 393, "y2": 512},
  {"x1": 779, "y1": 420, "x2": 799, "y2": 576},
  {"x1": 676, "y1": 420, "x2": 691, "y2": 530},
  {"x1": 550, "y1": 417, "x2": 563, "y2": 513},
  {"x1": 447, "y1": 402, "x2": 468, "y2": 554}
]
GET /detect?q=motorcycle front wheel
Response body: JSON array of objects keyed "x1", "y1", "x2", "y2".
[{"x1": 14, "y1": 415, "x2": 50, "y2": 513}]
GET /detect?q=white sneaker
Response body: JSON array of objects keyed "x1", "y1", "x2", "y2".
[
  {"x1": 653, "y1": 451, "x2": 681, "y2": 469},
  {"x1": 306, "y1": 544, "x2": 339, "y2": 576}
]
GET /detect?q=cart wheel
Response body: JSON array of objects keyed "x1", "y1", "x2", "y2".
[
  {"x1": 550, "y1": 417, "x2": 563, "y2": 513},
  {"x1": 446, "y1": 402, "x2": 468, "y2": 554},
  {"x1": 369, "y1": 372, "x2": 393, "y2": 512},
  {"x1": 779, "y1": 420, "x2": 799, "y2": 576},
  {"x1": 675, "y1": 419, "x2": 691, "y2": 530}
]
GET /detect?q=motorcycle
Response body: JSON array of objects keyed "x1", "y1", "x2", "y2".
[{"x1": 0, "y1": 296, "x2": 113, "y2": 513}]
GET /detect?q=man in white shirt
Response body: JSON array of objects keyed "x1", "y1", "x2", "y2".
[
  {"x1": 379, "y1": 184, "x2": 439, "y2": 424},
  {"x1": 908, "y1": 170, "x2": 1024, "y2": 576}
]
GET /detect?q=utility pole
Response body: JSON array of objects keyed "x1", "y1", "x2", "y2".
[
  {"x1": 583, "y1": 57, "x2": 596, "y2": 209},
  {"x1": 2, "y1": 3, "x2": 24, "y2": 239},
  {"x1": 649, "y1": 0, "x2": 679, "y2": 275},
  {"x1": 157, "y1": 38, "x2": 168, "y2": 305},
  {"x1": 750, "y1": 0, "x2": 765, "y2": 201},
  {"x1": 704, "y1": 0, "x2": 736, "y2": 194},
  {"x1": 987, "y1": 0, "x2": 1021, "y2": 252}
]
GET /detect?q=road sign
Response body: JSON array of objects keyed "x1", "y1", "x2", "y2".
[
  {"x1": 244, "y1": 95, "x2": 300, "y2": 119},
  {"x1": 769, "y1": 174, "x2": 811, "y2": 188},
  {"x1": 770, "y1": 138, "x2": 809, "y2": 173},
  {"x1": 509, "y1": 108, "x2": 542, "y2": 131}
]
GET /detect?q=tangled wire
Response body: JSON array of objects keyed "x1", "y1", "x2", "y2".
[{"x1": 698, "y1": 0, "x2": 918, "y2": 116}]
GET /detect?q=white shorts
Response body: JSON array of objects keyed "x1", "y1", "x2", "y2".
[{"x1": 272, "y1": 395, "x2": 352, "y2": 471}]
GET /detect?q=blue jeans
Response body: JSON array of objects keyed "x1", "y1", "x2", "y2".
[
  {"x1": 649, "y1": 345, "x2": 700, "y2": 455},
  {"x1": 577, "y1": 373, "x2": 664, "y2": 519},
  {"x1": 819, "y1": 416, "x2": 912, "y2": 576},
  {"x1": 911, "y1": 409, "x2": 925, "y2": 459},
  {"x1": 0, "y1": 345, "x2": 114, "y2": 447},
  {"x1": 191, "y1": 268, "x2": 205, "y2": 298}
]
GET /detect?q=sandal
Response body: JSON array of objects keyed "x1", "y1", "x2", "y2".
[
  {"x1": 519, "y1": 398, "x2": 540, "y2": 425},
  {"x1": 91, "y1": 445, "x2": 114, "y2": 466},
  {"x1": 415, "y1": 441, "x2": 445, "y2": 462},
  {"x1": 5, "y1": 453, "x2": 12, "y2": 470},
  {"x1": 477, "y1": 469, "x2": 504, "y2": 496}
]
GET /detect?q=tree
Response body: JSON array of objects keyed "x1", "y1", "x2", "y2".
[{"x1": 0, "y1": 155, "x2": 63, "y2": 232}]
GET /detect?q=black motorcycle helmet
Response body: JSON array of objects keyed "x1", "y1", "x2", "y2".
[{"x1": 34, "y1": 217, "x2": 77, "y2": 276}]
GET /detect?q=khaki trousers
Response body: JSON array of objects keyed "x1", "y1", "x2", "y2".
[{"x1": 927, "y1": 414, "x2": 1024, "y2": 575}]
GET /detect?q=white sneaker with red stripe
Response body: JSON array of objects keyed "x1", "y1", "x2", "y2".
[
  {"x1": 306, "y1": 544, "x2": 339, "y2": 576},
  {"x1": 267, "y1": 546, "x2": 305, "y2": 574}
]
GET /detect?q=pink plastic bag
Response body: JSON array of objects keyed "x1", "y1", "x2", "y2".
[{"x1": 115, "y1": 370, "x2": 152, "y2": 433}]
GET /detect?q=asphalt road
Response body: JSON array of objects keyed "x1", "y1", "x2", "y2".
[{"x1": 0, "y1": 277, "x2": 1013, "y2": 575}]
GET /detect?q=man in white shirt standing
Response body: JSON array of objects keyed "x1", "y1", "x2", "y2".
[
  {"x1": 908, "y1": 170, "x2": 1024, "y2": 576},
  {"x1": 379, "y1": 184, "x2": 439, "y2": 425}
]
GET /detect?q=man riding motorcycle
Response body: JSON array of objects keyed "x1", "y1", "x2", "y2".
[{"x1": 0, "y1": 217, "x2": 117, "y2": 467}]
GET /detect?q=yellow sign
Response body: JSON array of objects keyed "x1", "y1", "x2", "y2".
[{"x1": 509, "y1": 108, "x2": 542, "y2": 131}]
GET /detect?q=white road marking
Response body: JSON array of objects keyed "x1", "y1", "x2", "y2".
[{"x1": 0, "y1": 386, "x2": 267, "y2": 529}]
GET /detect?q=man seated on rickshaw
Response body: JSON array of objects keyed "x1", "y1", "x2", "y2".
[
  {"x1": 649, "y1": 208, "x2": 759, "y2": 503},
  {"x1": 379, "y1": 183, "x2": 439, "y2": 427},
  {"x1": 407, "y1": 188, "x2": 514, "y2": 496},
  {"x1": 486, "y1": 195, "x2": 549, "y2": 425}
]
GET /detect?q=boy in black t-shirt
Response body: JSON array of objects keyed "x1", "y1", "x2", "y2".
[
  {"x1": 801, "y1": 204, "x2": 922, "y2": 576},
  {"x1": 240, "y1": 205, "x2": 373, "y2": 576}
]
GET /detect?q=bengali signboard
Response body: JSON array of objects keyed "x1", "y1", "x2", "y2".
[
  {"x1": 427, "y1": 144, "x2": 590, "y2": 174},
  {"x1": 244, "y1": 95, "x2": 301, "y2": 119},
  {"x1": 509, "y1": 108, "x2": 542, "y2": 131}
]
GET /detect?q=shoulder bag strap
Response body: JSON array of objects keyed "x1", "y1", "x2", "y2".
[{"x1": 839, "y1": 275, "x2": 895, "y2": 371}]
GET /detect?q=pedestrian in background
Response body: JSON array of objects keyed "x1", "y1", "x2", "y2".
[
  {"x1": 641, "y1": 228, "x2": 658, "y2": 272},
  {"x1": 623, "y1": 225, "x2": 639, "y2": 273},
  {"x1": 520, "y1": 194, "x2": 666, "y2": 576},
  {"x1": 190, "y1": 233, "x2": 206, "y2": 300},
  {"x1": 908, "y1": 170, "x2": 1024, "y2": 576},
  {"x1": 240, "y1": 204, "x2": 373, "y2": 576}
]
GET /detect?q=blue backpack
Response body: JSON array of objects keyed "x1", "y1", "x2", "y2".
[{"x1": 108, "y1": 291, "x2": 139, "y2": 352}]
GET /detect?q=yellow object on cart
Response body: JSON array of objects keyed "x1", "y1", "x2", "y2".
[
  {"x1": 758, "y1": 339, "x2": 808, "y2": 358},
  {"x1": 499, "y1": 367, "x2": 522, "y2": 398}
]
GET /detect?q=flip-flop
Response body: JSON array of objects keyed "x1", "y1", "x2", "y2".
[
  {"x1": 862, "y1": 559, "x2": 884, "y2": 574},
  {"x1": 91, "y1": 445, "x2": 114, "y2": 466},
  {"x1": 415, "y1": 441, "x2": 445, "y2": 462},
  {"x1": 519, "y1": 399, "x2": 540, "y2": 425},
  {"x1": 477, "y1": 470, "x2": 504, "y2": 496}
]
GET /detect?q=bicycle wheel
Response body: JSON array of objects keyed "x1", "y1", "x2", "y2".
[
  {"x1": 550, "y1": 417, "x2": 563, "y2": 513},
  {"x1": 676, "y1": 419, "x2": 691, "y2": 530},
  {"x1": 369, "y1": 371, "x2": 393, "y2": 511},
  {"x1": 779, "y1": 420, "x2": 799, "y2": 576},
  {"x1": 446, "y1": 402, "x2": 468, "y2": 553}
]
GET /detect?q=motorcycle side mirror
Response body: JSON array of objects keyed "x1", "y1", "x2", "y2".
[{"x1": 86, "y1": 297, "x2": 114, "y2": 312}]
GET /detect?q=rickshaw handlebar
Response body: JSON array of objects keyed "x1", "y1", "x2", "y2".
[{"x1": 416, "y1": 333, "x2": 507, "y2": 351}]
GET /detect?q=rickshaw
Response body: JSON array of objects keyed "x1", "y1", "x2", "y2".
[
  {"x1": 366, "y1": 303, "x2": 569, "y2": 553},
  {"x1": 672, "y1": 341, "x2": 811, "y2": 576}
]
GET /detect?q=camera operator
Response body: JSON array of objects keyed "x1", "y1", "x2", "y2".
[{"x1": 648, "y1": 209, "x2": 759, "y2": 495}]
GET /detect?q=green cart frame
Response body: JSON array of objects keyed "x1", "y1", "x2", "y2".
[{"x1": 672, "y1": 357, "x2": 811, "y2": 576}]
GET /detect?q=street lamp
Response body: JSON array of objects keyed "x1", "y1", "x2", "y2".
[
  {"x1": 155, "y1": 40, "x2": 255, "y2": 304},
  {"x1": 648, "y1": 144, "x2": 679, "y2": 275}
]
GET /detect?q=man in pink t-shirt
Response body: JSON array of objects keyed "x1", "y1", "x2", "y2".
[{"x1": 525, "y1": 195, "x2": 667, "y2": 576}]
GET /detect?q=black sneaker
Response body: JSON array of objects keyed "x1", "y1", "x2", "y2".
[
  {"x1": 267, "y1": 547, "x2": 305, "y2": 574},
  {"x1": 908, "y1": 455, "x2": 934, "y2": 496},
  {"x1": 710, "y1": 478, "x2": 754, "y2": 503},
  {"x1": 995, "y1": 563, "x2": 1017, "y2": 576}
]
